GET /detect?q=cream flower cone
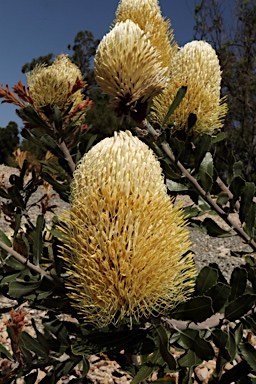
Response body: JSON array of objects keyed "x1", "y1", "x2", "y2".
[
  {"x1": 94, "y1": 20, "x2": 168, "y2": 115},
  {"x1": 27, "y1": 54, "x2": 85, "y2": 115},
  {"x1": 115, "y1": 0, "x2": 177, "y2": 71},
  {"x1": 58, "y1": 130, "x2": 195, "y2": 328},
  {"x1": 150, "y1": 41, "x2": 228, "y2": 135}
]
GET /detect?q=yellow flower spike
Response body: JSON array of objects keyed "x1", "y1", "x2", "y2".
[
  {"x1": 58, "y1": 130, "x2": 195, "y2": 328},
  {"x1": 94, "y1": 20, "x2": 168, "y2": 115},
  {"x1": 150, "y1": 40, "x2": 228, "y2": 135},
  {"x1": 27, "y1": 54, "x2": 85, "y2": 116},
  {"x1": 115, "y1": 0, "x2": 177, "y2": 71}
]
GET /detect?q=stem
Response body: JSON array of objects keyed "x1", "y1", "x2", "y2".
[
  {"x1": 0, "y1": 240, "x2": 54, "y2": 282},
  {"x1": 58, "y1": 140, "x2": 76, "y2": 181},
  {"x1": 161, "y1": 142, "x2": 256, "y2": 251}
]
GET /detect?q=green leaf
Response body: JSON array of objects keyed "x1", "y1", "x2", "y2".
[
  {"x1": 230, "y1": 176, "x2": 245, "y2": 206},
  {"x1": 178, "y1": 329, "x2": 214, "y2": 360},
  {"x1": 216, "y1": 192, "x2": 229, "y2": 207},
  {"x1": 24, "y1": 371, "x2": 38, "y2": 384},
  {"x1": 201, "y1": 217, "x2": 231, "y2": 237},
  {"x1": 243, "y1": 316, "x2": 256, "y2": 333},
  {"x1": 239, "y1": 343, "x2": 256, "y2": 371},
  {"x1": 244, "y1": 202, "x2": 256, "y2": 238},
  {"x1": 166, "y1": 180, "x2": 189, "y2": 192},
  {"x1": 18, "y1": 105, "x2": 52, "y2": 132},
  {"x1": 52, "y1": 105, "x2": 63, "y2": 132},
  {"x1": 72, "y1": 329, "x2": 148, "y2": 356},
  {"x1": 187, "y1": 113, "x2": 197, "y2": 133},
  {"x1": 212, "y1": 330, "x2": 230, "y2": 361},
  {"x1": 7, "y1": 185, "x2": 25, "y2": 209},
  {"x1": 32, "y1": 214, "x2": 44, "y2": 266},
  {"x1": 196, "y1": 266, "x2": 219, "y2": 295},
  {"x1": 229, "y1": 267, "x2": 248, "y2": 301},
  {"x1": 41, "y1": 172, "x2": 70, "y2": 202},
  {"x1": 0, "y1": 230, "x2": 12, "y2": 247},
  {"x1": 233, "y1": 161, "x2": 243, "y2": 178},
  {"x1": 205, "y1": 283, "x2": 231, "y2": 312},
  {"x1": 20, "y1": 332, "x2": 48, "y2": 358},
  {"x1": 8, "y1": 281, "x2": 41, "y2": 298},
  {"x1": 154, "y1": 325, "x2": 176, "y2": 370},
  {"x1": 234, "y1": 323, "x2": 243, "y2": 346},
  {"x1": 211, "y1": 131, "x2": 226, "y2": 144},
  {"x1": 172, "y1": 296, "x2": 213, "y2": 322},
  {"x1": 40, "y1": 134, "x2": 65, "y2": 158},
  {"x1": 178, "y1": 350, "x2": 202, "y2": 368},
  {"x1": 85, "y1": 134, "x2": 98, "y2": 152},
  {"x1": 131, "y1": 349, "x2": 161, "y2": 384},
  {"x1": 162, "y1": 86, "x2": 187, "y2": 127},
  {"x1": 0, "y1": 186, "x2": 9, "y2": 198},
  {"x1": 193, "y1": 134, "x2": 212, "y2": 170},
  {"x1": 0, "y1": 343, "x2": 13, "y2": 359},
  {"x1": 225, "y1": 294, "x2": 256, "y2": 321},
  {"x1": 239, "y1": 182, "x2": 255, "y2": 224}
]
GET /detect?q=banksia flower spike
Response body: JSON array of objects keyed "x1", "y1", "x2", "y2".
[
  {"x1": 59, "y1": 130, "x2": 195, "y2": 328},
  {"x1": 94, "y1": 20, "x2": 168, "y2": 116},
  {"x1": 150, "y1": 41, "x2": 228, "y2": 135},
  {"x1": 27, "y1": 54, "x2": 86, "y2": 120},
  {"x1": 115, "y1": 0, "x2": 177, "y2": 72}
]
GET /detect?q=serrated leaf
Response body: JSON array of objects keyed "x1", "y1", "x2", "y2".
[
  {"x1": 230, "y1": 176, "x2": 245, "y2": 206},
  {"x1": 131, "y1": 349, "x2": 161, "y2": 384},
  {"x1": 239, "y1": 343, "x2": 256, "y2": 371},
  {"x1": 7, "y1": 185, "x2": 25, "y2": 209},
  {"x1": 162, "y1": 86, "x2": 187, "y2": 127},
  {"x1": 178, "y1": 349, "x2": 202, "y2": 368},
  {"x1": 172, "y1": 296, "x2": 213, "y2": 322},
  {"x1": 239, "y1": 182, "x2": 255, "y2": 224},
  {"x1": 40, "y1": 134, "x2": 65, "y2": 158},
  {"x1": 201, "y1": 217, "x2": 231, "y2": 237},
  {"x1": 166, "y1": 180, "x2": 189, "y2": 192},
  {"x1": 233, "y1": 161, "x2": 243, "y2": 177},
  {"x1": 230, "y1": 267, "x2": 248, "y2": 301},
  {"x1": 234, "y1": 323, "x2": 243, "y2": 346},
  {"x1": 244, "y1": 316, "x2": 256, "y2": 333},
  {"x1": 216, "y1": 192, "x2": 229, "y2": 207},
  {"x1": 225, "y1": 294, "x2": 256, "y2": 321},
  {"x1": 154, "y1": 325, "x2": 176, "y2": 370},
  {"x1": 8, "y1": 281, "x2": 41, "y2": 298},
  {"x1": 196, "y1": 266, "x2": 219, "y2": 295},
  {"x1": 212, "y1": 330, "x2": 230, "y2": 361},
  {"x1": 205, "y1": 282, "x2": 231, "y2": 312}
]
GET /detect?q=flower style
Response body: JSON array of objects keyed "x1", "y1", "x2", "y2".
[
  {"x1": 94, "y1": 20, "x2": 168, "y2": 115},
  {"x1": 59, "y1": 130, "x2": 195, "y2": 328},
  {"x1": 27, "y1": 54, "x2": 85, "y2": 118},
  {"x1": 150, "y1": 41, "x2": 228, "y2": 135},
  {"x1": 115, "y1": 0, "x2": 177, "y2": 71}
]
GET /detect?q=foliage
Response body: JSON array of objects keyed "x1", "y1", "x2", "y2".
[
  {"x1": 194, "y1": 0, "x2": 256, "y2": 180},
  {"x1": 0, "y1": 122, "x2": 20, "y2": 165},
  {"x1": 0, "y1": 2, "x2": 256, "y2": 383}
]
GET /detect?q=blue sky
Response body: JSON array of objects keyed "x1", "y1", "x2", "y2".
[{"x1": 0, "y1": 0, "x2": 196, "y2": 128}]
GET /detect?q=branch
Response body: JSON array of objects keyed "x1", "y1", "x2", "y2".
[
  {"x1": 0, "y1": 240, "x2": 54, "y2": 282},
  {"x1": 58, "y1": 140, "x2": 76, "y2": 178},
  {"x1": 161, "y1": 141, "x2": 256, "y2": 251}
]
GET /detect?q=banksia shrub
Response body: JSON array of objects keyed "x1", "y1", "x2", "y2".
[
  {"x1": 59, "y1": 130, "x2": 195, "y2": 328},
  {"x1": 94, "y1": 20, "x2": 168, "y2": 116},
  {"x1": 115, "y1": 0, "x2": 177, "y2": 72},
  {"x1": 27, "y1": 54, "x2": 85, "y2": 119},
  {"x1": 150, "y1": 40, "x2": 228, "y2": 135}
]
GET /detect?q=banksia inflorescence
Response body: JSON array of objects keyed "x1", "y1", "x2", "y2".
[
  {"x1": 94, "y1": 20, "x2": 168, "y2": 116},
  {"x1": 115, "y1": 0, "x2": 177, "y2": 72},
  {"x1": 27, "y1": 54, "x2": 86, "y2": 120},
  {"x1": 150, "y1": 41, "x2": 228, "y2": 135},
  {"x1": 59, "y1": 130, "x2": 195, "y2": 328}
]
